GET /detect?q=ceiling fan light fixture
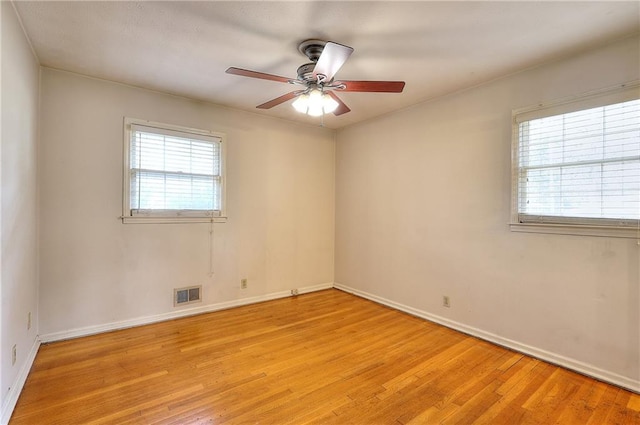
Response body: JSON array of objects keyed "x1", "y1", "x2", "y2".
[
  {"x1": 307, "y1": 103, "x2": 325, "y2": 117},
  {"x1": 292, "y1": 93, "x2": 310, "y2": 113},
  {"x1": 322, "y1": 93, "x2": 339, "y2": 114},
  {"x1": 292, "y1": 89, "x2": 339, "y2": 116}
]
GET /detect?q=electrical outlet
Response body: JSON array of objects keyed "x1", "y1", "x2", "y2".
[
  {"x1": 12, "y1": 345, "x2": 16, "y2": 366},
  {"x1": 28, "y1": 312, "x2": 31, "y2": 330},
  {"x1": 291, "y1": 289, "x2": 299, "y2": 296},
  {"x1": 443, "y1": 296, "x2": 451, "y2": 308},
  {"x1": 241, "y1": 278, "x2": 247, "y2": 289}
]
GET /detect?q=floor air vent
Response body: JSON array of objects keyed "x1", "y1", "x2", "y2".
[{"x1": 174, "y1": 285, "x2": 202, "y2": 306}]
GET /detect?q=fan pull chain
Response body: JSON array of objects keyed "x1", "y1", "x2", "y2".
[{"x1": 208, "y1": 219, "x2": 215, "y2": 277}]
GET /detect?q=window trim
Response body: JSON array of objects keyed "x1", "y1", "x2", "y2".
[
  {"x1": 510, "y1": 81, "x2": 639, "y2": 238},
  {"x1": 122, "y1": 117, "x2": 227, "y2": 224}
]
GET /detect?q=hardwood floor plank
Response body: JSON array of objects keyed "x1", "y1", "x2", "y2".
[
  {"x1": 9, "y1": 289, "x2": 639, "y2": 424},
  {"x1": 441, "y1": 380, "x2": 503, "y2": 425},
  {"x1": 586, "y1": 386, "x2": 623, "y2": 425},
  {"x1": 628, "y1": 393, "x2": 640, "y2": 411}
]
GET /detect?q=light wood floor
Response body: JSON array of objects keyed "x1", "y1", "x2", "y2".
[{"x1": 11, "y1": 289, "x2": 640, "y2": 424}]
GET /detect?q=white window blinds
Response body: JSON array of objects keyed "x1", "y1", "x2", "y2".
[
  {"x1": 129, "y1": 124, "x2": 223, "y2": 216},
  {"x1": 514, "y1": 91, "x2": 639, "y2": 227}
]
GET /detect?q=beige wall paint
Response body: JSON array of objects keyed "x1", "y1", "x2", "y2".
[
  {"x1": 1, "y1": 0, "x2": 40, "y2": 409},
  {"x1": 38, "y1": 69, "x2": 335, "y2": 335},
  {"x1": 335, "y1": 35, "x2": 640, "y2": 385}
]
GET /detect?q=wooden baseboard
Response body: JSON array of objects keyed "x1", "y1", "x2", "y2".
[
  {"x1": 40, "y1": 282, "x2": 333, "y2": 343},
  {"x1": 334, "y1": 282, "x2": 640, "y2": 394},
  {"x1": 1, "y1": 337, "x2": 40, "y2": 425},
  {"x1": 40, "y1": 280, "x2": 639, "y2": 394}
]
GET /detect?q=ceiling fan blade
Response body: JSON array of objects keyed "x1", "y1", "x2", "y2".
[
  {"x1": 337, "y1": 80, "x2": 405, "y2": 93},
  {"x1": 256, "y1": 91, "x2": 305, "y2": 109},
  {"x1": 226, "y1": 67, "x2": 292, "y2": 84},
  {"x1": 327, "y1": 92, "x2": 351, "y2": 116},
  {"x1": 312, "y1": 42, "x2": 354, "y2": 82}
]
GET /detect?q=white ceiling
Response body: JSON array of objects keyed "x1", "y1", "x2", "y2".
[{"x1": 13, "y1": 1, "x2": 640, "y2": 129}]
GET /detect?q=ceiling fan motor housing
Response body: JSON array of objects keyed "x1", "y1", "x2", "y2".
[
  {"x1": 298, "y1": 39, "x2": 327, "y2": 62},
  {"x1": 296, "y1": 63, "x2": 317, "y2": 83},
  {"x1": 297, "y1": 40, "x2": 329, "y2": 83}
]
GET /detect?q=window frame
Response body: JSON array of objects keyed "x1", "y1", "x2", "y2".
[
  {"x1": 510, "y1": 82, "x2": 639, "y2": 238},
  {"x1": 122, "y1": 117, "x2": 227, "y2": 224}
]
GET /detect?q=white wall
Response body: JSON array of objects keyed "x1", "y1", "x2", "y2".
[
  {"x1": 1, "y1": 0, "x2": 40, "y2": 415},
  {"x1": 335, "y1": 35, "x2": 640, "y2": 390},
  {"x1": 38, "y1": 69, "x2": 335, "y2": 336}
]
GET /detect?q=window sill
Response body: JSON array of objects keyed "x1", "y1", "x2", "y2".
[
  {"x1": 122, "y1": 216, "x2": 227, "y2": 224},
  {"x1": 510, "y1": 222, "x2": 638, "y2": 239}
]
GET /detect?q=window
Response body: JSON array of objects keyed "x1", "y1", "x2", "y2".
[
  {"x1": 122, "y1": 118, "x2": 226, "y2": 223},
  {"x1": 511, "y1": 83, "x2": 639, "y2": 237}
]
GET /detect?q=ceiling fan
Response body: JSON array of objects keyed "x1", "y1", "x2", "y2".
[{"x1": 226, "y1": 39, "x2": 405, "y2": 117}]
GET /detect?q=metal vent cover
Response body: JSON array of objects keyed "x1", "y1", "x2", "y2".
[{"x1": 174, "y1": 285, "x2": 202, "y2": 306}]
